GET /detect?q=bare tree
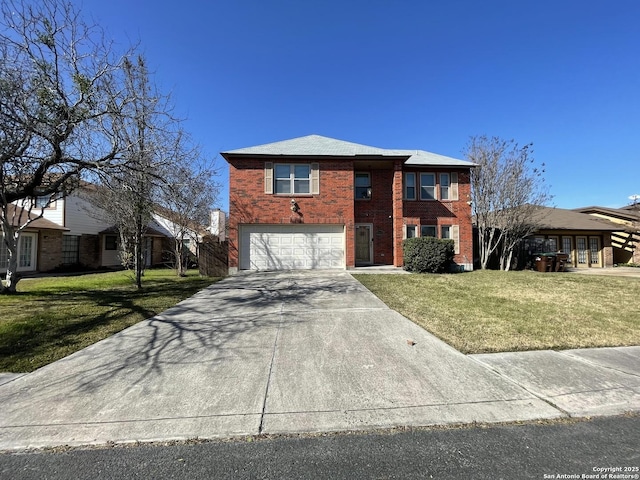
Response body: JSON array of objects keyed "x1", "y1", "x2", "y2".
[
  {"x1": 465, "y1": 135, "x2": 551, "y2": 270},
  {"x1": 0, "y1": 0, "x2": 131, "y2": 293},
  {"x1": 156, "y1": 136, "x2": 218, "y2": 276},
  {"x1": 91, "y1": 56, "x2": 175, "y2": 289}
]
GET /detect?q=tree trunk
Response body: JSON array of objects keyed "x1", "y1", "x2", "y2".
[
  {"x1": 3, "y1": 249, "x2": 20, "y2": 294},
  {"x1": 134, "y1": 229, "x2": 143, "y2": 290},
  {"x1": 1, "y1": 224, "x2": 21, "y2": 294},
  {"x1": 175, "y1": 239, "x2": 185, "y2": 277}
]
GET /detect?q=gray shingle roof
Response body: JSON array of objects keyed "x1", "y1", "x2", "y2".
[
  {"x1": 222, "y1": 135, "x2": 475, "y2": 167},
  {"x1": 531, "y1": 206, "x2": 620, "y2": 231}
]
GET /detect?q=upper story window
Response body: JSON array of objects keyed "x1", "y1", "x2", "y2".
[
  {"x1": 420, "y1": 173, "x2": 436, "y2": 200},
  {"x1": 440, "y1": 173, "x2": 450, "y2": 200},
  {"x1": 355, "y1": 172, "x2": 371, "y2": 199},
  {"x1": 33, "y1": 193, "x2": 59, "y2": 209},
  {"x1": 265, "y1": 162, "x2": 319, "y2": 195},
  {"x1": 404, "y1": 172, "x2": 416, "y2": 200},
  {"x1": 275, "y1": 164, "x2": 310, "y2": 194}
]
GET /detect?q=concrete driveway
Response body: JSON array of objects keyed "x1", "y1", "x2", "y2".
[{"x1": 0, "y1": 270, "x2": 632, "y2": 450}]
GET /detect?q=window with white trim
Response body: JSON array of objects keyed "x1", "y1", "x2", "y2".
[
  {"x1": 265, "y1": 162, "x2": 319, "y2": 195},
  {"x1": 420, "y1": 173, "x2": 436, "y2": 200},
  {"x1": 406, "y1": 225, "x2": 417, "y2": 238},
  {"x1": 441, "y1": 225, "x2": 451, "y2": 239},
  {"x1": 440, "y1": 173, "x2": 450, "y2": 200},
  {"x1": 404, "y1": 172, "x2": 416, "y2": 200},
  {"x1": 275, "y1": 164, "x2": 311, "y2": 194}
]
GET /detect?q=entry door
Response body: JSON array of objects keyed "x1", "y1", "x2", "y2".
[
  {"x1": 576, "y1": 236, "x2": 588, "y2": 267},
  {"x1": 355, "y1": 224, "x2": 372, "y2": 265},
  {"x1": 17, "y1": 233, "x2": 37, "y2": 272}
]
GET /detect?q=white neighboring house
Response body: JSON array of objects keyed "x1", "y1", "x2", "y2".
[{"x1": 2, "y1": 186, "x2": 209, "y2": 275}]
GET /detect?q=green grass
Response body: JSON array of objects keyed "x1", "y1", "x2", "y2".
[
  {"x1": 354, "y1": 270, "x2": 640, "y2": 354},
  {"x1": 0, "y1": 269, "x2": 220, "y2": 373}
]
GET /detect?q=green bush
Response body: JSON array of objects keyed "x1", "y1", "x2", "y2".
[{"x1": 403, "y1": 237, "x2": 455, "y2": 273}]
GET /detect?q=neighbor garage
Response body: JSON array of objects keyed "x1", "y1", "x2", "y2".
[{"x1": 238, "y1": 224, "x2": 345, "y2": 270}]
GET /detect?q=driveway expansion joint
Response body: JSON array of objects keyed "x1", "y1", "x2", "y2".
[{"x1": 258, "y1": 301, "x2": 285, "y2": 434}]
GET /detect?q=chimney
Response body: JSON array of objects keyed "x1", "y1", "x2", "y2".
[{"x1": 210, "y1": 209, "x2": 226, "y2": 241}]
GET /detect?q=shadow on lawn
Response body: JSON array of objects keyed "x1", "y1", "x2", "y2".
[{"x1": 0, "y1": 278, "x2": 216, "y2": 372}]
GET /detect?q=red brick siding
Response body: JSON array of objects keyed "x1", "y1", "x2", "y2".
[
  {"x1": 228, "y1": 157, "x2": 474, "y2": 269},
  {"x1": 354, "y1": 168, "x2": 394, "y2": 265},
  {"x1": 401, "y1": 169, "x2": 474, "y2": 266},
  {"x1": 228, "y1": 157, "x2": 356, "y2": 268}
]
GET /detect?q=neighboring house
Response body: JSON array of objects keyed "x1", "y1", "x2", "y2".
[
  {"x1": 1, "y1": 186, "x2": 206, "y2": 275},
  {"x1": 0, "y1": 204, "x2": 69, "y2": 274},
  {"x1": 222, "y1": 134, "x2": 475, "y2": 273},
  {"x1": 574, "y1": 205, "x2": 640, "y2": 265},
  {"x1": 521, "y1": 205, "x2": 620, "y2": 269}
]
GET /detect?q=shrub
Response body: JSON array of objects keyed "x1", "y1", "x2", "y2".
[{"x1": 403, "y1": 237, "x2": 455, "y2": 273}]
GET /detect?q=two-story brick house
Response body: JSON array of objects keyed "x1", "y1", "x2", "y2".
[{"x1": 222, "y1": 135, "x2": 475, "y2": 273}]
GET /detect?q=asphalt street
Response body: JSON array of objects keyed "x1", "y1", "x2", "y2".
[{"x1": 1, "y1": 415, "x2": 638, "y2": 480}]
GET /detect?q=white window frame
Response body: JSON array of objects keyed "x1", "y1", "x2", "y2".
[
  {"x1": 404, "y1": 172, "x2": 416, "y2": 200},
  {"x1": 440, "y1": 173, "x2": 450, "y2": 200},
  {"x1": 274, "y1": 164, "x2": 311, "y2": 195},
  {"x1": 405, "y1": 225, "x2": 417, "y2": 239},
  {"x1": 420, "y1": 173, "x2": 436, "y2": 200}
]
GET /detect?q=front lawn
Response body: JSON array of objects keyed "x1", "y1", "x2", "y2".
[
  {"x1": 0, "y1": 269, "x2": 220, "y2": 373},
  {"x1": 353, "y1": 270, "x2": 640, "y2": 353}
]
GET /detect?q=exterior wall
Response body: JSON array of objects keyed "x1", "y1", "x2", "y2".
[
  {"x1": 228, "y1": 157, "x2": 356, "y2": 270},
  {"x1": 101, "y1": 235, "x2": 121, "y2": 266},
  {"x1": 79, "y1": 234, "x2": 101, "y2": 269},
  {"x1": 229, "y1": 157, "x2": 475, "y2": 271},
  {"x1": 40, "y1": 197, "x2": 65, "y2": 226},
  {"x1": 63, "y1": 194, "x2": 111, "y2": 235},
  {"x1": 585, "y1": 212, "x2": 639, "y2": 265},
  {"x1": 401, "y1": 169, "x2": 474, "y2": 269},
  {"x1": 38, "y1": 229, "x2": 64, "y2": 271},
  {"x1": 354, "y1": 168, "x2": 395, "y2": 265}
]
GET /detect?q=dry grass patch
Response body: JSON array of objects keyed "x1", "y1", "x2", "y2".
[{"x1": 353, "y1": 270, "x2": 639, "y2": 353}]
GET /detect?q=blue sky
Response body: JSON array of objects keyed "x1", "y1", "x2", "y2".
[{"x1": 78, "y1": 0, "x2": 640, "y2": 212}]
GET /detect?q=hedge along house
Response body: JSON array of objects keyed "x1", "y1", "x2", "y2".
[{"x1": 222, "y1": 135, "x2": 475, "y2": 273}]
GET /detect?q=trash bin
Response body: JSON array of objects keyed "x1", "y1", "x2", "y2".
[{"x1": 535, "y1": 255, "x2": 554, "y2": 272}]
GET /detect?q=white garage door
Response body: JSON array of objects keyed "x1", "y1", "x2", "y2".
[{"x1": 239, "y1": 224, "x2": 345, "y2": 270}]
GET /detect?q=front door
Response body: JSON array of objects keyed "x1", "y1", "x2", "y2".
[
  {"x1": 576, "y1": 236, "x2": 588, "y2": 267},
  {"x1": 355, "y1": 224, "x2": 372, "y2": 265}
]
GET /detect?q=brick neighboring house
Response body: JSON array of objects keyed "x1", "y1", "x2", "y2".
[{"x1": 222, "y1": 135, "x2": 475, "y2": 273}]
